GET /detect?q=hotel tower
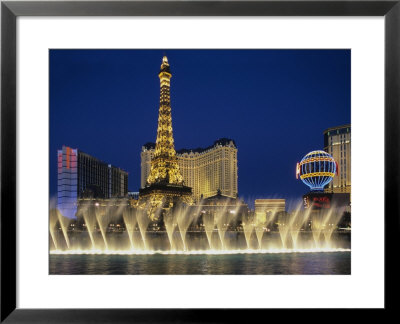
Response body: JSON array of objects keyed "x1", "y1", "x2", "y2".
[
  {"x1": 323, "y1": 124, "x2": 351, "y2": 193},
  {"x1": 141, "y1": 138, "x2": 238, "y2": 203},
  {"x1": 57, "y1": 146, "x2": 128, "y2": 218}
]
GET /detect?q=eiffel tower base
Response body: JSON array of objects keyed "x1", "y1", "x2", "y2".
[{"x1": 139, "y1": 183, "x2": 193, "y2": 225}]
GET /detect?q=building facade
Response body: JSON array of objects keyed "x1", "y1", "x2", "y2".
[
  {"x1": 57, "y1": 145, "x2": 128, "y2": 218},
  {"x1": 141, "y1": 138, "x2": 238, "y2": 202},
  {"x1": 323, "y1": 125, "x2": 351, "y2": 193},
  {"x1": 254, "y1": 199, "x2": 286, "y2": 230},
  {"x1": 254, "y1": 199, "x2": 286, "y2": 214}
]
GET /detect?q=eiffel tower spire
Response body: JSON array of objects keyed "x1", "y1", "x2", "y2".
[{"x1": 147, "y1": 56, "x2": 184, "y2": 185}]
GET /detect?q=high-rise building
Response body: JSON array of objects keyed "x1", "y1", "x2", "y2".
[
  {"x1": 323, "y1": 125, "x2": 351, "y2": 193},
  {"x1": 138, "y1": 56, "x2": 192, "y2": 218},
  {"x1": 57, "y1": 145, "x2": 128, "y2": 218},
  {"x1": 141, "y1": 138, "x2": 238, "y2": 203}
]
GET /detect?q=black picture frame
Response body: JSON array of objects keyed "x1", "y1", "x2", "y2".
[{"x1": 1, "y1": 0, "x2": 398, "y2": 322}]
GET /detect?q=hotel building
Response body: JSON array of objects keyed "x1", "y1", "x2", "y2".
[
  {"x1": 141, "y1": 138, "x2": 238, "y2": 202},
  {"x1": 57, "y1": 145, "x2": 128, "y2": 218},
  {"x1": 323, "y1": 125, "x2": 351, "y2": 193}
]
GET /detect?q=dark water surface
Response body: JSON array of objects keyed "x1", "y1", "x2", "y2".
[{"x1": 49, "y1": 252, "x2": 350, "y2": 275}]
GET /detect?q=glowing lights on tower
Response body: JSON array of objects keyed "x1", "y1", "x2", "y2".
[
  {"x1": 296, "y1": 150, "x2": 337, "y2": 191},
  {"x1": 146, "y1": 56, "x2": 184, "y2": 186}
]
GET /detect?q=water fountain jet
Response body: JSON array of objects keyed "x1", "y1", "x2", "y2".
[
  {"x1": 95, "y1": 205, "x2": 113, "y2": 250},
  {"x1": 57, "y1": 210, "x2": 71, "y2": 249},
  {"x1": 82, "y1": 205, "x2": 97, "y2": 249},
  {"x1": 49, "y1": 209, "x2": 59, "y2": 250},
  {"x1": 164, "y1": 208, "x2": 178, "y2": 250},
  {"x1": 177, "y1": 204, "x2": 193, "y2": 251},
  {"x1": 215, "y1": 202, "x2": 230, "y2": 250},
  {"x1": 242, "y1": 213, "x2": 255, "y2": 249},
  {"x1": 203, "y1": 211, "x2": 215, "y2": 249},
  {"x1": 123, "y1": 207, "x2": 137, "y2": 250},
  {"x1": 50, "y1": 198, "x2": 350, "y2": 254},
  {"x1": 289, "y1": 204, "x2": 311, "y2": 249},
  {"x1": 137, "y1": 208, "x2": 151, "y2": 250}
]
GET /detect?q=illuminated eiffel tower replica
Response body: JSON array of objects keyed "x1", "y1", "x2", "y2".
[{"x1": 139, "y1": 56, "x2": 192, "y2": 222}]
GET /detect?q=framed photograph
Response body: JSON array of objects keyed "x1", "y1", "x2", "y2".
[
  {"x1": 49, "y1": 48, "x2": 352, "y2": 274},
  {"x1": 1, "y1": 0, "x2": 398, "y2": 322}
]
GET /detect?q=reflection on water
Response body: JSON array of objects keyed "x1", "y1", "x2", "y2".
[{"x1": 49, "y1": 251, "x2": 350, "y2": 275}]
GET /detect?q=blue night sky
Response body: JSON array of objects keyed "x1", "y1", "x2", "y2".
[{"x1": 50, "y1": 49, "x2": 350, "y2": 206}]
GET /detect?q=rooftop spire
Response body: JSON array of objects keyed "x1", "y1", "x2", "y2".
[{"x1": 160, "y1": 55, "x2": 171, "y2": 74}]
